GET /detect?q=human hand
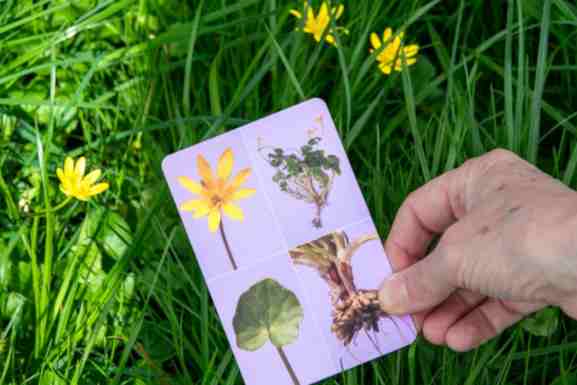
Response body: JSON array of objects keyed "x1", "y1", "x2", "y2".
[{"x1": 379, "y1": 149, "x2": 577, "y2": 351}]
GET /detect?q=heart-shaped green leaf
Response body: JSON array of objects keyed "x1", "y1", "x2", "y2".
[{"x1": 233, "y1": 278, "x2": 303, "y2": 351}]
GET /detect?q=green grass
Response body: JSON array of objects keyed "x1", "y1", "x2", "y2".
[{"x1": 1, "y1": 0, "x2": 577, "y2": 384}]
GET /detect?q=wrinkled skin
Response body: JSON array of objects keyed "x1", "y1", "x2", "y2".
[{"x1": 378, "y1": 149, "x2": 577, "y2": 352}]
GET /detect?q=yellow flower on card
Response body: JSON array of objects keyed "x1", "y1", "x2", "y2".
[
  {"x1": 369, "y1": 28, "x2": 419, "y2": 75},
  {"x1": 290, "y1": 1, "x2": 348, "y2": 45},
  {"x1": 56, "y1": 157, "x2": 109, "y2": 201},
  {"x1": 178, "y1": 148, "x2": 256, "y2": 233}
]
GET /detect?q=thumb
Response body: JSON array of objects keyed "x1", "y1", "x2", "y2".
[{"x1": 379, "y1": 247, "x2": 457, "y2": 315}]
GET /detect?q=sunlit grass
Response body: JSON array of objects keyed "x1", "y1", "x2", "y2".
[{"x1": 1, "y1": 0, "x2": 577, "y2": 384}]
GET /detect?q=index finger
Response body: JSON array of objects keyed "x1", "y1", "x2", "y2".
[{"x1": 385, "y1": 166, "x2": 468, "y2": 270}]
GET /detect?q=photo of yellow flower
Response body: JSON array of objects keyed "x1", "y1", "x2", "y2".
[
  {"x1": 56, "y1": 156, "x2": 109, "y2": 201},
  {"x1": 178, "y1": 148, "x2": 256, "y2": 233},
  {"x1": 178, "y1": 148, "x2": 256, "y2": 270},
  {"x1": 369, "y1": 28, "x2": 419, "y2": 75},
  {"x1": 290, "y1": 1, "x2": 348, "y2": 45}
]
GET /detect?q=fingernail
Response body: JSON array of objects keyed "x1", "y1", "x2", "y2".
[{"x1": 379, "y1": 273, "x2": 408, "y2": 314}]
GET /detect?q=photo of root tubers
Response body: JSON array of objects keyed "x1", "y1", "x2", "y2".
[{"x1": 289, "y1": 231, "x2": 404, "y2": 348}]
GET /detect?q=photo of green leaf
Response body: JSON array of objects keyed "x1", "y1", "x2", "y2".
[
  {"x1": 233, "y1": 278, "x2": 304, "y2": 385},
  {"x1": 258, "y1": 116, "x2": 341, "y2": 228}
]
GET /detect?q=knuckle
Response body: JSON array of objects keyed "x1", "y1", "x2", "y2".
[
  {"x1": 461, "y1": 156, "x2": 478, "y2": 170},
  {"x1": 402, "y1": 191, "x2": 423, "y2": 220},
  {"x1": 445, "y1": 251, "x2": 463, "y2": 288},
  {"x1": 465, "y1": 149, "x2": 526, "y2": 196},
  {"x1": 485, "y1": 148, "x2": 518, "y2": 163},
  {"x1": 476, "y1": 148, "x2": 520, "y2": 173},
  {"x1": 404, "y1": 190, "x2": 418, "y2": 206},
  {"x1": 459, "y1": 149, "x2": 515, "y2": 173},
  {"x1": 439, "y1": 225, "x2": 459, "y2": 245},
  {"x1": 434, "y1": 238, "x2": 463, "y2": 288}
]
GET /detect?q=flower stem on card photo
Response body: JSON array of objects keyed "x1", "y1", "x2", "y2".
[{"x1": 218, "y1": 220, "x2": 237, "y2": 270}]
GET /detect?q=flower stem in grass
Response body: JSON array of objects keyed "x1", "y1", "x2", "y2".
[
  {"x1": 29, "y1": 197, "x2": 72, "y2": 216},
  {"x1": 219, "y1": 220, "x2": 237, "y2": 270},
  {"x1": 277, "y1": 346, "x2": 300, "y2": 385}
]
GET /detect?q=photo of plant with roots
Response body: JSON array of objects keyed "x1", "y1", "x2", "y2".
[
  {"x1": 257, "y1": 116, "x2": 341, "y2": 228},
  {"x1": 289, "y1": 231, "x2": 405, "y2": 354},
  {"x1": 233, "y1": 278, "x2": 304, "y2": 385}
]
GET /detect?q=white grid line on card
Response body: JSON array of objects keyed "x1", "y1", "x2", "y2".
[{"x1": 206, "y1": 249, "x2": 290, "y2": 284}]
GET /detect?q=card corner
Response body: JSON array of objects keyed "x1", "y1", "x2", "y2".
[
  {"x1": 306, "y1": 97, "x2": 328, "y2": 110},
  {"x1": 160, "y1": 153, "x2": 175, "y2": 175}
]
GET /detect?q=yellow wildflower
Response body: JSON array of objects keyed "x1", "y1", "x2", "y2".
[
  {"x1": 56, "y1": 157, "x2": 109, "y2": 201},
  {"x1": 178, "y1": 148, "x2": 256, "y2": 233},
  {"x1": 290, "y1": 1, "x2": 348, "y2": 45},
  {"x1": 369, "y1": 28, "x2": 419, "y2": 75}
]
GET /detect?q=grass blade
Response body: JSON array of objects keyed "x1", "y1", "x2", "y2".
[
  {"x1": 528, "y1": 0, "x2": 552, "y2": 163},
  {"x1": 401, "y1": 61, "x2": 430, "y2": 182},
  {"x1": 504, "y1": 0, "x2": 515, "y2": 151},
  {"x1": 183, "y1": 0, "x2": 204, "y2": 114},
  {"x1": 265, "y1": 25, "x2": 305, "y2": 101}
]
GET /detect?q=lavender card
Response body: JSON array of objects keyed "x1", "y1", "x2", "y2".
[{"x1": 162, "y1": 98, "x2": 417, "y2": 385}]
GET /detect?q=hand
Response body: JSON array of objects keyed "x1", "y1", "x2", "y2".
[{"x1": 378, "y1": 149, "x2": 577, "y2": 351}]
